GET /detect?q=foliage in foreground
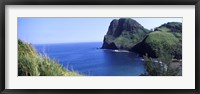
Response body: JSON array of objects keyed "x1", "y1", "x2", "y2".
[
  {"x1": 142, "y1": 54, "x2": 181, "y2": 76},
  {"x1": 18, "y1": 40, "x2": 81, "y2": 76}
]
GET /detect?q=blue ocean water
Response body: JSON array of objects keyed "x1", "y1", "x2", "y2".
[{"x1": 33, "y1": 42, "x2": 146, "y2": 76}]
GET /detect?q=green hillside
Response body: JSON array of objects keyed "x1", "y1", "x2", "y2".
[
  {"x1": 131, "y1": 22, "x2": 182, "y2": 59},
  {"x1": 18, "y1": 40, "x2": 81, "y2": 76}
]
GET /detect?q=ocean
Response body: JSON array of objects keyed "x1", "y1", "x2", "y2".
[{"x1": 33, "y1": 42, "x2": 146, "y2": 76}]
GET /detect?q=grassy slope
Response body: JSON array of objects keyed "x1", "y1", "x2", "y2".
[
  {"x1": 18, "y1": 40, "x2": 81, "y2": 76},
  {"x1": 150, "y1": 22, "x2": 182, "y2": 59},
  {"x1": 145, "y1": 31, "x2": 179, "y2": 52}
]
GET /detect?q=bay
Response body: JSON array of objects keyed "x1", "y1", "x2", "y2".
[{"x1": 33, "y1": 42, "x2": 146, "y2": 76}]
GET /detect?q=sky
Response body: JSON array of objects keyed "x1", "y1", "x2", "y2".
[{"x1": 18, "y1": 18, "x2": 182, "y2": 44}]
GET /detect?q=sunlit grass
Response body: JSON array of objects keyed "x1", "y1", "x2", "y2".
[{"x1": 18, "y1": 40, "x2": 82, "y2": 76}]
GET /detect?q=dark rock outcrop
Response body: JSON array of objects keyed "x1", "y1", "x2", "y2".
[
  {"x1": 102, "y1": 18, "x2": 149, "y2": 50},
  {"x1": 102, "y1": 41, "x2": 118, "y2": 49},
  {"x1": 106, "y1": 18, "x2": 146, "y2": 37},
  {"x1": 130, "y1": 36, "x2": 157, "y2": 58}
]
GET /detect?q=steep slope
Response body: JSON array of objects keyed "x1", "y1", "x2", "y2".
[
  {"x1": 131, "y1": 22, "x2": 182, "y2": 59},
  {"x1": 102, "y1": 18, "x2": 149, "y2": 50},
  {"x1": 18, "y1": 40, "x2": 81, "y2": 76}
]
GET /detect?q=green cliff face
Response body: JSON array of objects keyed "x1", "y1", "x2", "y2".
[{"x1": 102, "y1": 18, "x2": 149, "y2": 50}]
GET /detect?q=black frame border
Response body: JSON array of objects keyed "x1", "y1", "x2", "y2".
[{"x1": 0, "y1": 0, "x2": 199, "y2": 94}]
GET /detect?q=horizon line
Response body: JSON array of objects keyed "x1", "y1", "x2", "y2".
[{"x1": 30, "y1": 41, "x2": 103, "y2": 45}]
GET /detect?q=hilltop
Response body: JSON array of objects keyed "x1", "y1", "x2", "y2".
[{"x1": 102, "y1": 19, "x2": 182, "y2": 60}]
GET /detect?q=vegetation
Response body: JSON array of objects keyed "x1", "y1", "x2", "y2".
[
  {"x1": 18, "y1": 40, "x2": 81, "y2": 76},
  {"x1": 131, "y1": 22, "x2": 182, "y2": 59},
  {"x1": 140, "y1": 22, "x2": 182, "y2": 76},
  {"x1": 155, "y1": 22, "x2": 182, "y2": 33},
  {"x1": 155, "y1": 22, "x2": 182, "y2": 59},
  {"x1": 145, "y1": 31, "x2": 181, "y2": 59},
  {"x1": 143, "y1": 54, "x2": 181, "y2": 76},
  {"x1": 102, "y1": 19, "x2": 182, "y2": 76}
]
